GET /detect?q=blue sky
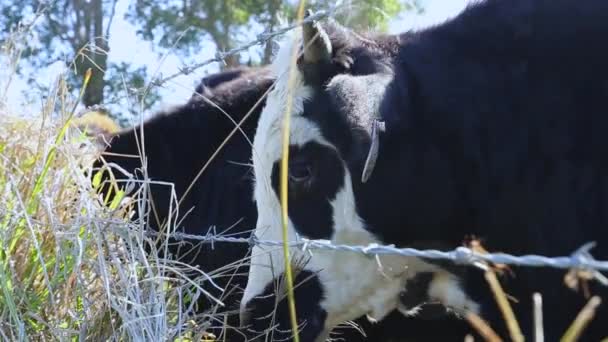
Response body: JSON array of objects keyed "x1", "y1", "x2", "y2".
[{"x1": 3, "y1": 0, "x2": 473, "y2": 118}]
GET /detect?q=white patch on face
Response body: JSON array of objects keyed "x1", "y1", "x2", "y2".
[
  {"x1": 241, "y1": 26, "x2": 317, "y2": 313},
  {"x1": 396, "y1": 271, "x2": 481, "y2": 318},
  {"x1": 241, "y1": 27, "x2": 479, "y2": 338}
]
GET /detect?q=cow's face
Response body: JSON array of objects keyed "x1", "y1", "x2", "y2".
[{"x1": 240, "y1": 17, "x2": 477, "y2": 340}]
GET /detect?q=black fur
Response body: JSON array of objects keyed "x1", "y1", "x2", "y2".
[
  {"x1": 257, "y1": 0, "x2": 608, "y2": 340},
  {"x1": 270, "y1": 142, "x2": 345, "y2": 240},
  {"x1": 193, "y1": 66, "x2": 253, "y2": 98},
  {"x1": 243, "y1": 270, "x2": 328, "y2": 342}
]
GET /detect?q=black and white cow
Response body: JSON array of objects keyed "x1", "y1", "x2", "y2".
[
  {"x1": 94, "y1": 66, "x2": 470, "y2": 341},
  {"x1": 241, "y1": 0, "x2": 608, "y2": 341}
]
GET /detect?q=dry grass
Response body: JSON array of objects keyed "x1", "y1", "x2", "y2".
[
  {"x1": 0, "y1": 24, "x2": 225, "y2": 342},
  {"x1": 0, "y1": 92, "x2": 225, "y2": 341},
  {"x1": 464, "y1": 240, "x2": 605, "y2": 342}
]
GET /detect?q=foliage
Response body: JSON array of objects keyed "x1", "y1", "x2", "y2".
[
  {"x1": 126, "y1": 0, "x2": 277, "y2": 67},
  {"x1": 103, "y1": 61, "x2": 162, "y2": 121},
  {"x1": 293, "y1": 0, "x2": 423, "y2": 32},
  {"x1": 126, "y1": 0, "x2": 423, "y2": 66},
  {"x1": 0, "y1": 0, "x2": 160, "y2": 120},
  {"x1": 0, "y1": 0, "x2": 423, "y2": 125}
]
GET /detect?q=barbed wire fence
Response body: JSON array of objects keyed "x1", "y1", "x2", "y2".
[
  {"x1": 148, "y1": 230, "x2": 608, "y2": 282},
  {"x1": 105, "y1": 7, "x2": 608, "y2": 283}
]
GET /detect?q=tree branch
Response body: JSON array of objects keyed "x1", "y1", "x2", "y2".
[{"x1": 105, "y1": 0, "x2": 118, "y2": 39}]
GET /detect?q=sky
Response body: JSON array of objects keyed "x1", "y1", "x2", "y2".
[{"x1": 2, "y1": 0, "x2": 473, "y2": 119}]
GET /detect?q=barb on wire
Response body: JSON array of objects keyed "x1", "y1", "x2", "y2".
[{"x1": 146, "y1": 230, "x2": 608, "y2": 273}]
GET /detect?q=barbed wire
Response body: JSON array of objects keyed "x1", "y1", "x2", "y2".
[
  {"x1": 100, "y1": 8, "x2": 335, "y2": 112},
  {"x1": 147, "y1": 230, "x2": 608, "y2": 276},
  {"x1": 144, "y1": 9, "x2": 333, "y2": 91}
]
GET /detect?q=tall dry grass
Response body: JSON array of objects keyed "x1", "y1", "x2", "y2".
[{"x1": 0, "y1": 21, "x2": 221, "y2": 342}]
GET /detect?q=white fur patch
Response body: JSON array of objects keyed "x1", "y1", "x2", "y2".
[
  {"x1": 241, "y1": 26, "x2": 316, "y2": 312},
  {"x1": 427, "y1": 272, "x2": 481, "y2": 315},
  {"x1": 241, "y1": 26, "x2": 478, "y2": 339}
]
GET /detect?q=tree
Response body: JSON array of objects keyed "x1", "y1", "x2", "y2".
[
  {"x1": 127, "y1": 0, "x2": 264, "y2": 69},
  {"x1": 1, "y1": 0, "x2": 423, "y2": 123},
  {"x1": 126, "y1": 0, "x2": 422, "y2": 69},
  {"x1": 0, "y1": 0, "x2": 160, "y2": 119}
]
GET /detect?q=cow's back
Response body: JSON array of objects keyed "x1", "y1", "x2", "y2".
[{"x1": 374, "y1": 0, "x2": 608, "y2": 339}]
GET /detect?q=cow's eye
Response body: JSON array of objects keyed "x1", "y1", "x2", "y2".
[{"x1": 288, "y1": 157, "x2": 313, "y2": 183}]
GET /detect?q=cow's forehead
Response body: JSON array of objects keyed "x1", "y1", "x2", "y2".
[
  {"x1": 256, "y1": 27, "x2": 310, "y2": 128},
  {"x1": 252, "y1": 27, "x2": 337, "y2": 163}
]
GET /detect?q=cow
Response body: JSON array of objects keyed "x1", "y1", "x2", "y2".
[
  {"x1": 92, "y1": 66, "x2": 471, "y2": 341},
  {"x1": 240, "y1": 1, "x2": 608, "y2": 341}
]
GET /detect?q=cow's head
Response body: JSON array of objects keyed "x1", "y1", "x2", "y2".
[{"x1": 240, "y1": 14, "x2": 479, "y2": 341}]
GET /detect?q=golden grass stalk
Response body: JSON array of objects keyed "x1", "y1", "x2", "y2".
[
  {"x1": 278, "y1": 2, "x2": 309, "y2": 342},
  {"x1": 465, "y1": 311, "x2": 503, "y2": 342},
  {"x1": 484, "y1": 270, "x2": 525, "y2": 342},
  {"x1": 561, "y1": 296, "x2": 602, "y2": 342}
]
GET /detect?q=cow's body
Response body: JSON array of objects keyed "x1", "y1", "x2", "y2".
[
  {"x1": 242, "y1": 0, "x2": 608, "y2": 341},
  {"x1": 94, "y1": 67, "x2": 470, "y2": 341}
]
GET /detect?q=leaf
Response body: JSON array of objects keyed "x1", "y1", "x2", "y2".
[
  {"x1": 109, "y1": 189, "x2": 125, "y2": 210},
  {"x1": 91, "y1": 169, "x2": 104, "y2": 190}
]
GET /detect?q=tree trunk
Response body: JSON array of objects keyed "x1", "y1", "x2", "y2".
[
  {"x1": 81, "y1": 0, "x2": 107, "y2": 107},
  {"x1": 262, "y1": 0, "x2": 282, "y2": 65},
  {"x1": 211, "y1": 29, "x2": 240, "y2": 70},
  {"x1": 220, "y1": 28, "x2": 240, "y2": 69},
  {"x1": 223, "y1": 53, "x2": 240, "y2": 69}
]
